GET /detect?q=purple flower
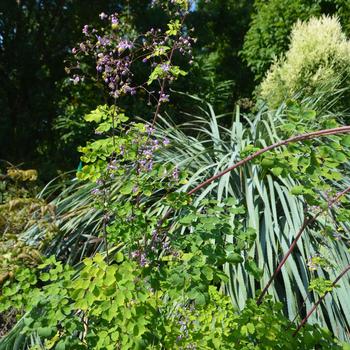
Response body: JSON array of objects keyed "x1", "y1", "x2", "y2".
[
  {"x1": 160, "y1": 63, "x2": 170, "y2": 72},
  {"x1": 146, "y1": 160, "x2": 153, "y2": 171},
  {"x1": 131, "y1": 250, "x2": 140, "y2": 259},
  {"x1": 99, "y1": 12, "x2": 108, "y2": 20},
  {"x1": 111, "y1": 14, "x2": 119, "y2": 25},
  {"x1": 143, "y1": 149, "x2": 153, "y2": 158},
  {"x1": 159, "y1": 93, "x2": 169, "y2": 103},
  {"x1": 118, "y1": 40, "x2": 133, "y2": 52},
  {"x1": 140, "y1": 253, "x2": 147, "y2": 267},
  {"x1": 96, "y1": 179, "x2": 104, "y2": 186},
  {"x1": 333, "y1": 232, "x2": 342, "y2": 240},
  {"x1": 163, "y1": 137, "x2": 170, "y2": 146},
  {"x1": 145, "y1": 125, "x2": 155, "y2": 136},
  {"x1": 91, "y1": 188, "x2": 102, "y2": 196},
  {"x1": 172, "y1": 166, "x2": 179, "y2": 181},
  {"x1": 162, "y1": 241, "x2": 170, "y2": 250},
  {"x1": 122, "y1": 85, "x2": 136, "y2": 95},
  {"x1": 97, "y1": 36, "x2": 110, "y2": 47},
  {"x1": 107, "y1": 160, "x2": 118, "y2": 171},
  {"x1": 72, "y1": 75, "x2": 80, "y2": 85},
  {"x1": 82, "y1": 25, "x2": 89, "y2": 36}
]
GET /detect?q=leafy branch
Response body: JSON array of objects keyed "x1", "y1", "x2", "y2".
[
  {"x1": 256, "y1": 185, "x2": 350, "y2": 305},
  {"x1": 293, "y1": 264, "x2": 350, "y2": 336}
]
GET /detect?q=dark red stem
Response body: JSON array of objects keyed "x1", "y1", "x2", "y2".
[
  {"x1": 188, "y1": 126, "x2": 350, "y2": 195},
  {"x1": 292, "y1": 264, "x2": 350, "y2": 336},
  {"x1": 256, "y1": 186, "x2": 350, "y2": 305}
]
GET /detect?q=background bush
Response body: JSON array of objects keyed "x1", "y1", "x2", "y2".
[
  {"x1": 242, "y1": 0, "x2": 350, "y2": 81},
  {"x1": 260, "y1": 16, "x2": 350, "y2": 114}
]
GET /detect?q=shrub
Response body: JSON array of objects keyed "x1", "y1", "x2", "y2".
[
  {"x1": 242, "y1": 0, "x2": 350, "y2": 81},
  {"x1": 260, "y1": 15, "x2": 350, "y2": 113},
  {"x1": 241, "y1": 0, "x2": 320, "y2": 80}
]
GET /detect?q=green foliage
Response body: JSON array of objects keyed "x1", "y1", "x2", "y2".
[
  {"x1": 0, "y1": 167, "x2": 52, "y2": 284},
  {"x1": 3, "y1": 99, "x2": 349, "y2": 347},
  {"x1": 0, "y1": 166, "x2": 53, "y2": 337},
  {"x1": 186, "y1": 0, "x2": 255, "y2": 111},
  {"x1": 0, "y1": 0, "x2": 121, "y2": 176},
  {"x1": 260, "y1": 16, "x2": 350, "y2": 113},
  {"x1": 4, "y1": 2, "x2": 350, "y2": 347},
  {"x1": 242, "y1": 0, "x2": 350, "y2": 81},
  {"x1": 154, "y1": 99, "x2": 350, "y2": 341},
  {"x1": 0, "y1": 254, "x2": 343, "y2": 349},
  {"x1": 242, "y1": 0, "x2": 320, "y2": 80},
  {"x1": 309, "y1": 277, "x2": 336, "y2": 297}
]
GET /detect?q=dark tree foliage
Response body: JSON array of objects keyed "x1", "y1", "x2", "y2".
[
  {"x1": 187, "y1": 0, "x2": 255, "y2": 111},
  {"x1": 0, "y1": 0, "x2": 118, "y2": 177},
  {"x1": 0, "y1": 0, "x2": 257, "y2": 178}
]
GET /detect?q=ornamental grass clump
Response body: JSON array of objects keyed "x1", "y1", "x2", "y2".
[{"x1": 260, "y1": 15, "x2": 350, "y2": 115}]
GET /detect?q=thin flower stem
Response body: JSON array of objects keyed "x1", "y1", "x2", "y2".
[
  {"x1": 256, "y1": 185, "x2": 350, "y2": 305},
  {"x1": 101, "y1": 102, "x2": 118, "y2": 264},
  {"x1": 292, "y1": 264, "x2": 350, "y2": 336},
  {"x1": 151, "y1": 14, "x2": 187, "y2": 127}
]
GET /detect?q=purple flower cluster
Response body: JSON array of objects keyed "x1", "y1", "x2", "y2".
[
  {"x1": 71, "y1": 12, "x2": 137, "y2": 99},
  {"x1": 149, "y1": 229, "x2": 171, "y2": 253},
  {"x1": 70, "y1": 9, "x2": 195, "y2": 109},
  {"x1": 131, "y1": 250, "x2": 148, "y2": 267},
  {"x1": 159, "y1": 93, "x2": 170, "y2": 103},
  {"x1": 172, "y1": 166, "x2": 179, "y2": 182},
  {"x1": 332, "y1": 232, "x2": 342, "y2": 240},
  {"x1": 136, "y1": 129, "x2": 160, "y2": 172},
  {"x1": 91, "y1": 178, "x2": 109, "y2": 196}
]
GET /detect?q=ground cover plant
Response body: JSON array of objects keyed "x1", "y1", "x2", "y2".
[{"x1": 1, "y1": 1, "x2": 350, "y2": 349}]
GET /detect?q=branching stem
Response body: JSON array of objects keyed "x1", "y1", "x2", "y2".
[
  {"x1": 292, "y1": 264, "x2": 350, "y2": 336},
  {"x1": 256, "y1": 185, "x2": 350, "y2": 305}
]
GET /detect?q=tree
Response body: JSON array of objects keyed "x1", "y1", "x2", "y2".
[{"x1": 242, "y1": 0, "x2": 350, "y2": 81}]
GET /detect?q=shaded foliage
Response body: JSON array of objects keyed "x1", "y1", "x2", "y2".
[{"x1": 0, "y1": 0, "x2": 120, "y2": 177}]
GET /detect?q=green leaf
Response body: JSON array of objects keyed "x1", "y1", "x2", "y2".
[
  {"x1": 245, "y1": 259, "x2": 263, "y2": 279},
  {"x1": 226, "y1": 252, "x2": 244, "y2": 264},
  {"x1": 261, "y1": 158, "x2": 275, "y2": 168},
  {"x1": 179, "y1": 213, "x2": 197, "y2": 224},
  {"x1": 341, "y1": 135, "x2": 350, "y2": 147},
  {"x1": 290, "y1": 185, "x2": 305, "y2": 195},
  {"x1": 120, "y1": 182, "x2": 134, "y2": 195},
  {"x1": 95, "y1": 122, "x2": 112, "y2": 134},
  {"x1": 37, "y1": 326, "x2": 55, "y2": 337},
  {"x1": 302, "y1": 110, "x2": 316, "y2": 120},
  {"x1": 85, "y1": 105, "x2": 109, "y2": 123},
  {"x1": 271, "y1": 167, "x2": 283, "y2": 176},
  {"x1": 40, "y1": 273, "x2": 50, "y2": 282},
  {"x1": 114, "y1": 251, "x2": 124, "y2": 263},
  {"x1": 55, "y1": 341, "x2": 66, "y2": 350}
]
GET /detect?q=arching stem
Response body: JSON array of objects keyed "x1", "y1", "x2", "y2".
[
  {"x1": 256, "y1": 186, "x2": 350, "y2": 305},
  {"x1": 188, "y1": 126, "x2": 350, "y2": 195}
]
